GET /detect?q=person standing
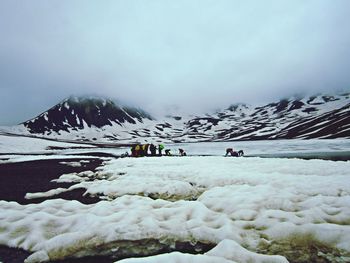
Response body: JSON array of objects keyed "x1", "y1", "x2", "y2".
[
  {"x1": 142, "y1": 144, "x2": 150, "y2": 156},
  {"x1": 135, "y1": 145, "x2": 141, "y2": 157},
  {"x1": 150, "y1": 144, "x2": 157, "y2": 156},
  {"x1": 131, "y1": 145, "x2": 136, "y2": 157},
  {"x1": 158, "y1": 144, "x2": 164, "y2": 156}
]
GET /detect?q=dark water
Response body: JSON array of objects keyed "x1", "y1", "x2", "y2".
[
  {"x1": 248, "y1": 151, "x2": 350, "y2": 161},
  {"x1": 0, "y1": 158, "x2": 103, "y2": 204}
]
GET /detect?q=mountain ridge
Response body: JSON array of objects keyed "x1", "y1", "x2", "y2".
[{"x1": 4, "y1": 93, "x2": 350, "y2": 143}]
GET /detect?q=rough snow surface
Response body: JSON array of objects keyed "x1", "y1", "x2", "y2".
[
  {"x1": 117, "y1": 252, "x2": 235, "y2": 263},
  {"x1": 0, "y1": 196, "x2": 241, "y2": 262},
  {"x1": 117, "y1": 239, "x2": 288, "y2": 263},
  {"x1": 1, "y1": 156, "x2": 350, "y2": 262}
]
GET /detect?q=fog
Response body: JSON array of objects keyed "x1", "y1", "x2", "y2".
[{"x1": 0, "y1": 0, "x2": 350, "y2": 124}]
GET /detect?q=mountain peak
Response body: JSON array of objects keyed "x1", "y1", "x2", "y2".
[
  {"x1": 226, "y1": 103, "x2": 250, "y2": 112},
  {"x1": 23, "y1": 95, "x2": 153, "y2": 134}
]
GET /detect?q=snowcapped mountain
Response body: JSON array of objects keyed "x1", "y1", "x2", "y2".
[
  {"x1": 3, "y1": 93, "x2": 350, "y2": 143},
  {"x1": 186, "y1": 93, "x2": 350, "y2": 141},
  {"x1": 22, "y1": 96, "x2": 153, "y2": 135}
]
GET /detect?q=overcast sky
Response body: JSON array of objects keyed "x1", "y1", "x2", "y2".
[{"x1": 1, "y1": 0, "x2": 350, "y2": 125}]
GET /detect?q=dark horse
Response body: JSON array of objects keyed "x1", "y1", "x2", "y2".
[{"x1": 225, "y1": 148, "x2": 244, "y2": 157}]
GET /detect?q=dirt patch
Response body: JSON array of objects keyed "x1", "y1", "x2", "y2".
[
  {"x1": 44, "y1": 238, "x2": 215, "y2": 263},
  {"x1": 258, "y1": 233, "x2": 350, "y2": 263},
  {"x1": 0, "y1": 239, "x2": 216, "y2": 263}
]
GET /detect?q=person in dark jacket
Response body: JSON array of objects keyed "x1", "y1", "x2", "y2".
[
  {"x1": 150, "y1": 144, "x2": 157, "y2": 156},
  {"x1": 225, "y1": 148, "x2": 244, "y2": 157},
  {"x1": 179, "y1": 148, "x2": 187, "y2": 156},
  {"x1": 225, "y1": 148, "x2": 234, "y2": 157}
]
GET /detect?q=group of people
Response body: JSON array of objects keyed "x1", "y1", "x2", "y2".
[
  {"x1": 130, "y1": 144, "x2": 187, "y2": 157},
  {"x1": 126, "y1": 144, "x2": 243, "y2": 158},
  {"x1": 165, "y1": 148, "x2": 187, "y2": 156},
  {"x1": 225, "y1": 148, "x2": 244, "y2": 157},
  {"x1": 131, "y1": 144, "x2": 162, "y2": 157}
]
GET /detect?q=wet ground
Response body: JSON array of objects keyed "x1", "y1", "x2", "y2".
[
  {"x1": 0, "y1": 158, "x2": 104, "y2": 205},
  {"x1": 248, "y1": 151, "x2": 350, "y2": 161},
  {"x1": 0, "y1": 157, "x2": 114, "y2": 262},
  {"x1": 0, "y1": 245, "x2": 115, "y2": 263}
]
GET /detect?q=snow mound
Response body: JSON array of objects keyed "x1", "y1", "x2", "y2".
[
  {"x1": 116, "y1": 251, "x2": 235, "y2": 263},
  {"x1": 0, "y1": 196, "x2": 242, "y2": 262}
]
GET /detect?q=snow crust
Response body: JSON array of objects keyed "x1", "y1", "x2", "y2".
[
  {"x1": 0, "y1": 196, "x2": 241, "y2": 262},
  {"x1": 117, "y1": 251, "x2": 234, "y2": 263},
  {"x1": 117, "y1": 239, "x2": 288, "y2": 263},
  {"x1": 1, "y1": 156, "x2": 349, "y2": 262}
]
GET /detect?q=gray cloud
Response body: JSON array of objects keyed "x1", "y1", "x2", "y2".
[{"x1": 1, "y1": 0, "x2": 350, "y2": 125}]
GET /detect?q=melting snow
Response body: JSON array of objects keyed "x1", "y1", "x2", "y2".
[
  {"x1": 117, "y1": 239, "x2": 288, "y2": 263},
  {"x1": 1, "y1": 156, "x2": 349, "y2": 262}
]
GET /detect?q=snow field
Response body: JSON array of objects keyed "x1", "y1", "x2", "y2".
[
  {"x1": 0, "y1": 134, "x2": 95, "y2": 154},
  {"x1": 1, "y1": 156, "x2": 350, "y2": 262}
]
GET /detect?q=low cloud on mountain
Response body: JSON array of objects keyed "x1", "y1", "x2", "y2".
[{"x1": 1, "y1": 0, "x2": 350, "y2": 125}]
